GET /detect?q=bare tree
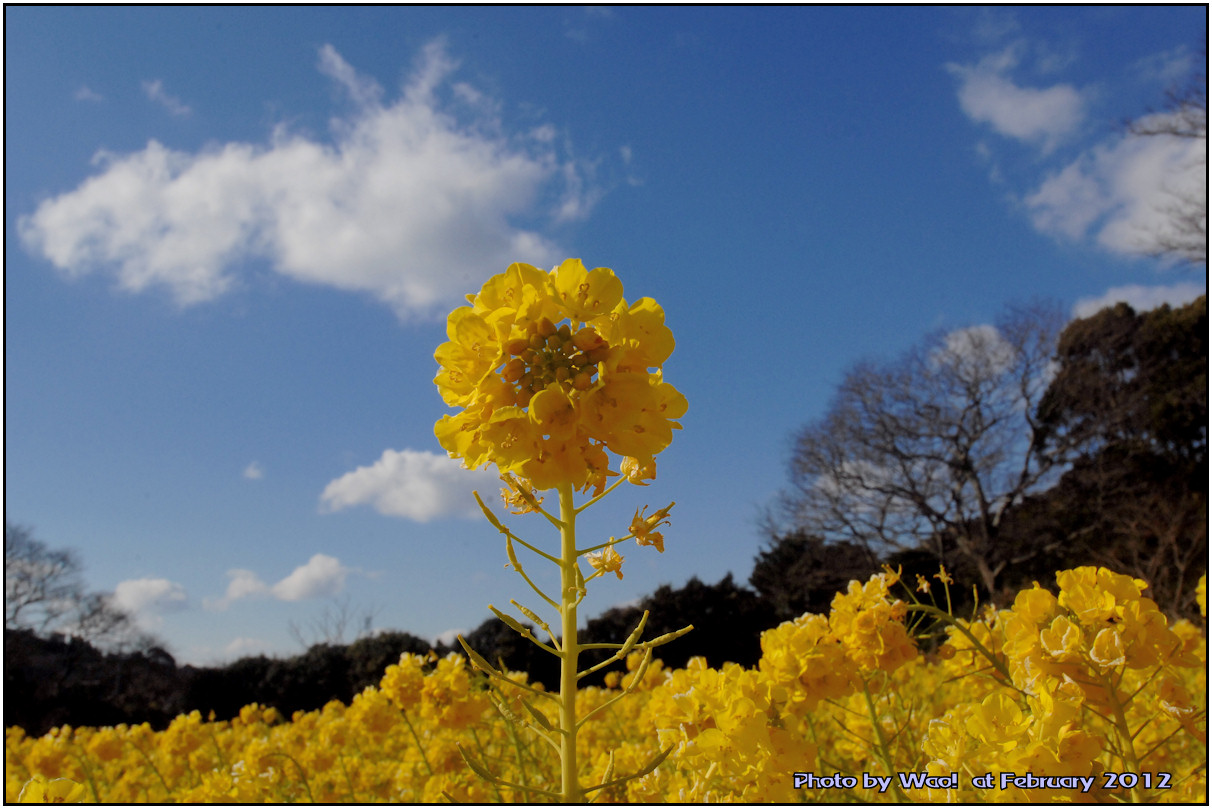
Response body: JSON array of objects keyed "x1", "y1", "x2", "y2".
[
  {"x1": 6, "y1": 520, "x2": 153, "y2": 649},
  {"x1": 781, "y1": 303, "x2": 1066, "y2": 598},
  {"x1": 1128, "y1": 56, "x2": 1207, "y2": 266},
  {"x1": 6, "y1": 521, "x2": 83, "y2": 632},
  {"x1": 288, "y1": 595, "x2": 380, "y2": 649}
]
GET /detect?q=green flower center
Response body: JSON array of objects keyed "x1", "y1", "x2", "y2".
[{"x1": 501, "y1": 318, "x2": 609, "y2": 405}]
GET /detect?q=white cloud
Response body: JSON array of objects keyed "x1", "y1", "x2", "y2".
[
  {"x1": 434, "y1": 628, "x2": 465, "y2": 647},
  {"x1": 243, "y1": 461, "x2": 264, "y2": 480},
  {"x1": 271, "y1": 553, "x2": 349, "y2": 601},
  {"x1": 202, "y1": 568, "x2": 267, "y2": 611},
  {"x1": 229, "y1": 567, "x2": 269, "y2": 598},
  {"x1": 20, "y1": 42, "x2": 600, "y2": 318},
  {"x1": 112, "y1": 577, "x2": 187, "y2": 627},
  {"x1": 932, "y1": 324, "x2": 1016, "y2": 378},
  {"x1": 951, "y1": 31, "x2": 1206, "y2": 264},
  {"x1": 948, "y1": 47, "x2": 1085, "y2": 152},
  {"x1": 75, "y1": 86, "x2": 104, "y2": 103},
  {"x1": 1025, "y1": 119, "x2": 1206, "y2": 258},
  {"x1": 320, "y1": 448, "x2": 497, "y2": 522},
  {"x1": 1073, "y1": 282, "x2": 1206, "y2": 319},
  {"x1": 141, "y1": 79, "x2": 192, "y2": 117},
  {"x1": 206, "y1": 555, "x2": 357, "y2": 609}
]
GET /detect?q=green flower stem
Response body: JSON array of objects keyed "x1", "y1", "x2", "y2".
[
  {"x1": 860, "y1": 680, "x2": 908, "y2": 803},
  {"x1": 504, "y1": 532, "x2": 560, "y2": 610},
  {"x1": 399, "y1": 709, "x2": 433, "y2": 776},
  {"x1": 1094, "y1": 668, "x2": 1146, "y2": 803},
  {"x1": 903, "y1": 602, "x2": 1015, "y2": 685},
  {"x1": 129, "y1": 741, "x2": 171, "y2": 799},
  {"x1": 69, "y1": 751, "x2": 102, "y2": 802},
  {"x1": 578, "y1": 535, "x2": 633, "y2": 555},
  {"x1": 573, "y1": 475, "x2": 630, "y2": 515},
  {"x1": 265, "y1": 753, "x2": 314, "y2": 803},
  {"x1": 470, "y1": 726, "x2": 506, "y2": 804},
  {"x1": 557, "y1": 482, "x2": 584, "y2": 803}
]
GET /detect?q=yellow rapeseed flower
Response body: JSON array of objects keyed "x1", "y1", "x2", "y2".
[
  {"x1": 434, "y1": 260, "x2": 685, "y2": 491},
  {"x1": 631, "y1": 503, "x2": 673, "y2": 552},
  {"x1": 587, "y1": 545, "x2": 625, "y2": 579}
]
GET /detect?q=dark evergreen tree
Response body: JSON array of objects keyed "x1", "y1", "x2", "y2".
[{"x1": 749, "y1": 531, "x2": 876, "y2": 622}]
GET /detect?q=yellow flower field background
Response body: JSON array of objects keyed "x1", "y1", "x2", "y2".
[{"x1": 7, "y1": 566, "x2": 1206, "y2": 803}]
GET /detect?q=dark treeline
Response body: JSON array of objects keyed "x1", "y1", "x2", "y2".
[
  {"x1": 6, "y1": 297, "x2": 1205, "y2": 737},
  {"x1": 3, "y1": 569, "x2": 819, "y2": 738}
]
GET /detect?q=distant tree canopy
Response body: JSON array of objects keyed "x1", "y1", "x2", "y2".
[
  {"x1": 749, "y1": 531, "x2": 875, "y2": 622},
  {"x1": 1024, "y1": 295, "x2": 1208, "y2": 616},
  {"x1": 579, "y1": 574, "x2": 776, "y2": 684},
  {"x1": 1037, "y1": 296, "x2": 1207, "y2": 474}
]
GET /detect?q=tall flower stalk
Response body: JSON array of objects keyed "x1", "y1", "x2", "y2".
[{"x1": 434, "y1": 259, "x2": 690, "y2": 801}]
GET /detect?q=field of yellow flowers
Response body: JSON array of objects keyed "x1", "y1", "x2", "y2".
[
  {"x1": 7, "y1": 566, "x2": 1205, "y2": 803},
  {"x1": 9, "y1": 264, "x2": 1206, "y2": 802}
]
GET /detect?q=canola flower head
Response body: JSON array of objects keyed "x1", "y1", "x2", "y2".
[{"x1": 434, "y1": 260, "x2": 685, "y2": 491}]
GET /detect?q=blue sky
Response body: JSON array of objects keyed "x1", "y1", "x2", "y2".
[{"x1": 6, "y1": 7, "x2": 1206, "y2": 665}]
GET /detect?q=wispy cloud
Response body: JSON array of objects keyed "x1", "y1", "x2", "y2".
[
  {"x1": 141, "y1": 79, "x2": 192, "y2": 117},
  {"x1": 1073, "y1": 281, "x2": 1206, "y2": 318},
  {"x1": 320, "y1": 448, "x2": 496, "y2": 522},
  {"x1": 243, "y1": 461, "x2": 264, "y2": 480},
  {"x1": 112, "y1": 577, "x2": 187, "y2": 628},
  {"x1": 433, "y1": 627, "x2": 465, "y2": 647},
  {"x1": 930, "y1": 324, "x2": 1016, "y2": 377},
  {"x1": 564, "y1": 6, "x2": 614, "y2": 42},
  {"x1": 947, "y1": 46, "x2": 1086, "y2": 153},
  {"x1": 949, "y1": 20, "x2": 1205, "y2": 264},
  {"x1": 75, "y1": 85, "x2": 104, "y2": 103},
  {"x1": 20, "y1": 42, "x2": 604, "y2": 319},
  {"x1": 1130, "y1": 45, "x2": 1196, "y2": 86},
  {"x1": 1024, "y1": 114, "x2": 1206, "y2": 258}
]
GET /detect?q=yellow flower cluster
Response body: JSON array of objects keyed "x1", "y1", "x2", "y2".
[
  {"x1": 759, "y1": 570, "x2": 917, "y2": 712},
  {"x1": 7, "y1": 570, "x2": 1206, "y2": 803},
  {"x1": 434, "y1": 259, "x2": 687, "y2": 491},
  {"x1": 922, "y1": 567, "x2": 1207, "y2": 802}
]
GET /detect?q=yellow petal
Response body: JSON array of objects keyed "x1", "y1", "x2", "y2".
[{"x1": 552, "y1": 258, "x2": 623, "y2": 320}]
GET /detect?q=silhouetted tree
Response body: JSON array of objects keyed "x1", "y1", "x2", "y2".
[
  {"x1": 1031, "y1": 296, "x2": 1207, "y2": 616},
  {"x1": 459, "y1": 617, "x2": 560, "y2": 691},
  {"x1": 579, "y1": 574, "x2": 776, "y2": 683},
  {"x1": 6, "y1": 521, "x2": 156, "y2": 651},
  {"x1": 346, "y1": 631, "x2": 433, "y2": 693},
  {"x1": 749, "y1": 531, "x2": 876, "y2": 622}
]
